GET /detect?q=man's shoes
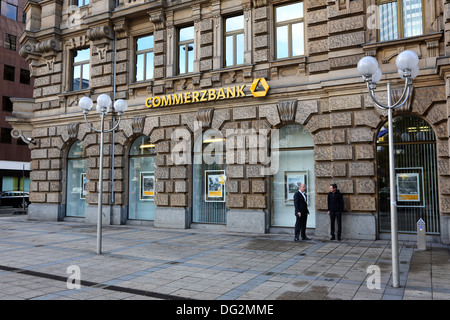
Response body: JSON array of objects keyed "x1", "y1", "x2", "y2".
[
  {"x1": 337, "y1": 236, "x2": 341, "y2": 241},
  {"x1": 330, "y1": 236, "x2": 335, "y2": 241},
  {"x1": 294, "y1": 238, "x2": 300, "y2": 242},
  {"x1": 302, "y1": 237, "x2": 311, "y2": 241}
]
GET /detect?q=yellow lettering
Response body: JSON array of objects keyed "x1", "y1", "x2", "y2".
[
  {"x1": 217, "y1": 88, "x2": 225, "y2": 100},
  {"x1": 184, "y1": 92, "x2": 191, "y2": 104},
  {"x1": 226, "y1": 87, "x2": 235, "y2": 98},
  {"x1": 208, "y1": 89, "x2": 216, "y2": 101},
  {"x1": 161, "y1": 95, "x2": 172, "y2": 106},
  {"x1": 173, "y1": 93, "x2": 184, "y2": 105},
  {"x1": 192, "y1": 91, "x2": 199, "y2": 103},
  {"x1": 153, "y1": 96, "x2": 161, "y2": 107},
  {"x1": 200, "y1": 90, "x2": 208, "y2": 102},
  {"x1": 236, "y1": 85, "x2": 246, "y2": 97},
  {"x1": 145, "y1": 98, "x2": 153, "y2": 108}
]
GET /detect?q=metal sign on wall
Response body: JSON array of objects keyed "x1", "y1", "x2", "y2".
[{"x1": 145, "y1": 78, "x2": 270, "y2": 108}]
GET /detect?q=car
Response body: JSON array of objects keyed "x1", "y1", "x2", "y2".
[{"x1": 0, "y1": 191, "x2": 30, "y2": 208}]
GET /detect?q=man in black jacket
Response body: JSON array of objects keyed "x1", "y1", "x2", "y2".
[
  {"x1": 294, "y1": 183, "x2": 310, "y2": 241},
  {"x1": 327, "y1": 183, "x2": 344, "y2": 241}
]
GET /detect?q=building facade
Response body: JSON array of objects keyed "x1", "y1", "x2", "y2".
[
  {"x1": 0, "y1": 0, "x2": 33, "y2": 194},
  {"x1": 9, "y1": 0, "x2": 450, "y2": 244}
]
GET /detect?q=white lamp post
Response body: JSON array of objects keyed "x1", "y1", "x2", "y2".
[
  {"x1": 358, "y1": 50, "x2": 419, "y2": 288},
  {"x1": 79, "y1": 94, "x2": 127, "y2": 254}
]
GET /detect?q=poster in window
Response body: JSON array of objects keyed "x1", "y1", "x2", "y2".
[
  {"x1": 140, "y1": 171, "x2": 155, "y2": 201},
  {"x1": 285, "y1": 171, "x2": 307, "y2": 204},
  {"x1": 397, "y1": 172, "x2": 420, "y2": 202},
  {"x1": 205, "y1": 170, "x2": 226, "y2": 202},
  {"x1": 80, "y1": 173, "x2": 88, "y2": 199}
]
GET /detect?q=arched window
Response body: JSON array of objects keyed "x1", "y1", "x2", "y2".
[
  {"x1": 377, "y1": 115, "x2": 439, "y2": 234},
  {"x1": 192, "y1": 129, "x2": 227, "y2": 224},
  {"x1": 128, "y1": 135, "x2": 156, "y2": 220},
  {"x1": 272, "y1": 124, "x2": 315, "y2": 228},
  {"x1": 66, "y1": 140, "x2": 88, "y2": 217}
]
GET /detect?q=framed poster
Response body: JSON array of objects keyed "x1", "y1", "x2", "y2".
[
  {"x1": 80, "y1": 173, "x2": 88, "y2": 199},
  {"x1": 285, "y1": 171, "x2": 307, "y2": 203},
  {"x1": 397, "y1": 172, "x2": 420, "y2": 202},
  {"x1": 205, "y1": 170, "x2": 226, "y2": 202},
  {"x1": 140, "y1": 171, "x2": 155, "y2": 201}
]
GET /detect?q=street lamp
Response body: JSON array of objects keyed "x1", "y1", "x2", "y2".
[
  {"x1": 358, "y1": 50, "x2": 419, "y2": 288},
  {"x1": 79, "y1": 94, "x2": 128, "y2": 254}
]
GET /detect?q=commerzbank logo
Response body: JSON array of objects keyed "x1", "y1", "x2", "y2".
[{"x1": 145, "y1": 78, "x2": 270, "y2": 108}]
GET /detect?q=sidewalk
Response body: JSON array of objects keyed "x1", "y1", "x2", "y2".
[{"x1": 0, "y1": 214, "x2": 449, "y2": 300}]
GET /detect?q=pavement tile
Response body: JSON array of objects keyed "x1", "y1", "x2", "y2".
[{"x1": 0, "y1": 214, "x2": 448, "y2": 301}]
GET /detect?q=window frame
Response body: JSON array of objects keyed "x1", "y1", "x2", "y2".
[
  {"x1": 135, "y1": 34, "x2": 154, "y2": 83},
  {"x1": 71, "y1": 48, "x2": 90, "y2": 91},
  {"x1": 223, "y1": 14, "x2": 245, "y2": 68},
  {"x1": 177, "y1": 25, "x2": 195, "y2": 75},
  {"x1": 274, "y1": 1, "x2": 305, "y2": 60},
  {"x1": 377, "y1": 0, "x2": 425, "y2": 42}
]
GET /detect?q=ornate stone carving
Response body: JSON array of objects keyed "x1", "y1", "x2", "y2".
[
  {"x1": 278, "y1": 100, "x2": 297, "y2": 123},
  {"x1": 197, "y1": 108, "x2": 214, "y2": 128},
  {"x1": 131, "y1": 117, "x2": 145, "y2": 134},
  {"x1": 87, "y1": 26, "x2": 113, "y2": 41},
  {"x1": 67, "y1": 123, "x2": 80, "y2": 140}
]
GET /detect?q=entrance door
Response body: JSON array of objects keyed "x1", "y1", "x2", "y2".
[
  {"x1": 377, "y1": 115, "x2": 440, "y2": 234},
  {"x1": 192, "y1": 130, "x2": 227, "y2": 224},
  {"x1": 272, "y1": 124, "x2": 315, "y2": 228}
]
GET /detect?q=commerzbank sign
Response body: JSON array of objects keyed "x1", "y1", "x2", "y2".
[{"x1": 145, "y1": 78, "x2": 269, "y2": 108}]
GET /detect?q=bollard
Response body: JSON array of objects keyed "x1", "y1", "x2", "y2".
[{"x1": 416, "y1": 218, "x2": 426, "y2": 251}]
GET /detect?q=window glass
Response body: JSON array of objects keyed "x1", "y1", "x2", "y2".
[
  {"x1": 129, "y1": 136, "x2": 156, "y2": 220},
  {"x1": 6, "y1": 3, "x2": 17, "y2": 20},
  {"x1": 272, "y1": 124, "x2": 315, "y2": 228},
  {"x1": 72, "y1": 48, "x2": 90, "y2": 91},
  {"x1": 225, "y1": 15, "x2": 244, "y2": 32},
  {"x1": 178, "y1": 26, "x2": 194, "y2": 74},
  {"x1": 276, "y1": 2, "x2": 303, "y2": 22},
  {"x1": 66, "y1": 141, "x2": 87, "y2": 218},
  {"x1": 136, "y1": 35, "x2": 154, "y2": 82}
]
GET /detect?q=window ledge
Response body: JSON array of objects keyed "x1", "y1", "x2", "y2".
[{"x1": 362, "y1": 32, "x2": 443, "y2": 58}]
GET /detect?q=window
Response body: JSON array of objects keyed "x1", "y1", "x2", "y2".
[
  {"x1": 193, "y1": 130, "x2": 227, "y2": 224},
  {"x1": 135, "y1": 35, "x2": 154, "y2": 82},
  {"x1": 129, "y1": 135, "x2": 156, "y2": 220},
  {"x1": 77, "y1": 0, "x2": 89, "y2": 6},
  {"x1": 3, "y1": 65, "x2": 15, "y2": 81},
  {"x1": 178, "y1": 26, "x2": 194, "y2": 74},
  {"x1": 72, "y1": 48, "x2": 90, "y2": 91},
  {"x1": 2, "y1": 96, "x2": 13, "y2": 112},
  {"x1": 20, "y1": 69, "x2": 30, "y2": 85},
  {"x1": 66, "y1": 140, "x2": 88, "y2": 218},
  {"x1": 378, "y1": 0, "x2": 423, "y2": 42},
  {"x1": 5, "y1": 34, "x2": 16, "y2": 51},
  {"x1": 1, "y1": 128, "x2": 12, "y2": 144},
  {"x1": 377, "y1": 116, "x2": 439, "y2": 234},
  {"x1": 275, "y1": 1, "x2": 305, "y2": 59},
  {"x1": 2, "y1": 3, "x2": 18, "y2": 21},
  {"x1": 272, "y1": 124, "x2": 315, "y2": 228},
  {"x1": 224, "y1": 15, "x2": 244, "y2": 67}
]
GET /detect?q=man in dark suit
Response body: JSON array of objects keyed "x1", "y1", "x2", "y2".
[{"x1": 294, "y1": 183, "x2": 310, "y2": 241}]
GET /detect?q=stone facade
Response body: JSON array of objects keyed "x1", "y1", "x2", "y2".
[{"x1": 9, "y1": 0, "x2": 450, "y2": 244}]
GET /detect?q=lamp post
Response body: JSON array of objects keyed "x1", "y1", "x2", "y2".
[
  {"x1": 79, "y1": 94, "x2": 128, "y2": 254},
  {"x1": 357, "y1": 50, "x2": 419, "y2": 288}
]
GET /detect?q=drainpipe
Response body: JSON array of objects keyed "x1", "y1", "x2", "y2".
[{"x1": 111, "y1": 2, "x2": 118, "y2": 205}]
